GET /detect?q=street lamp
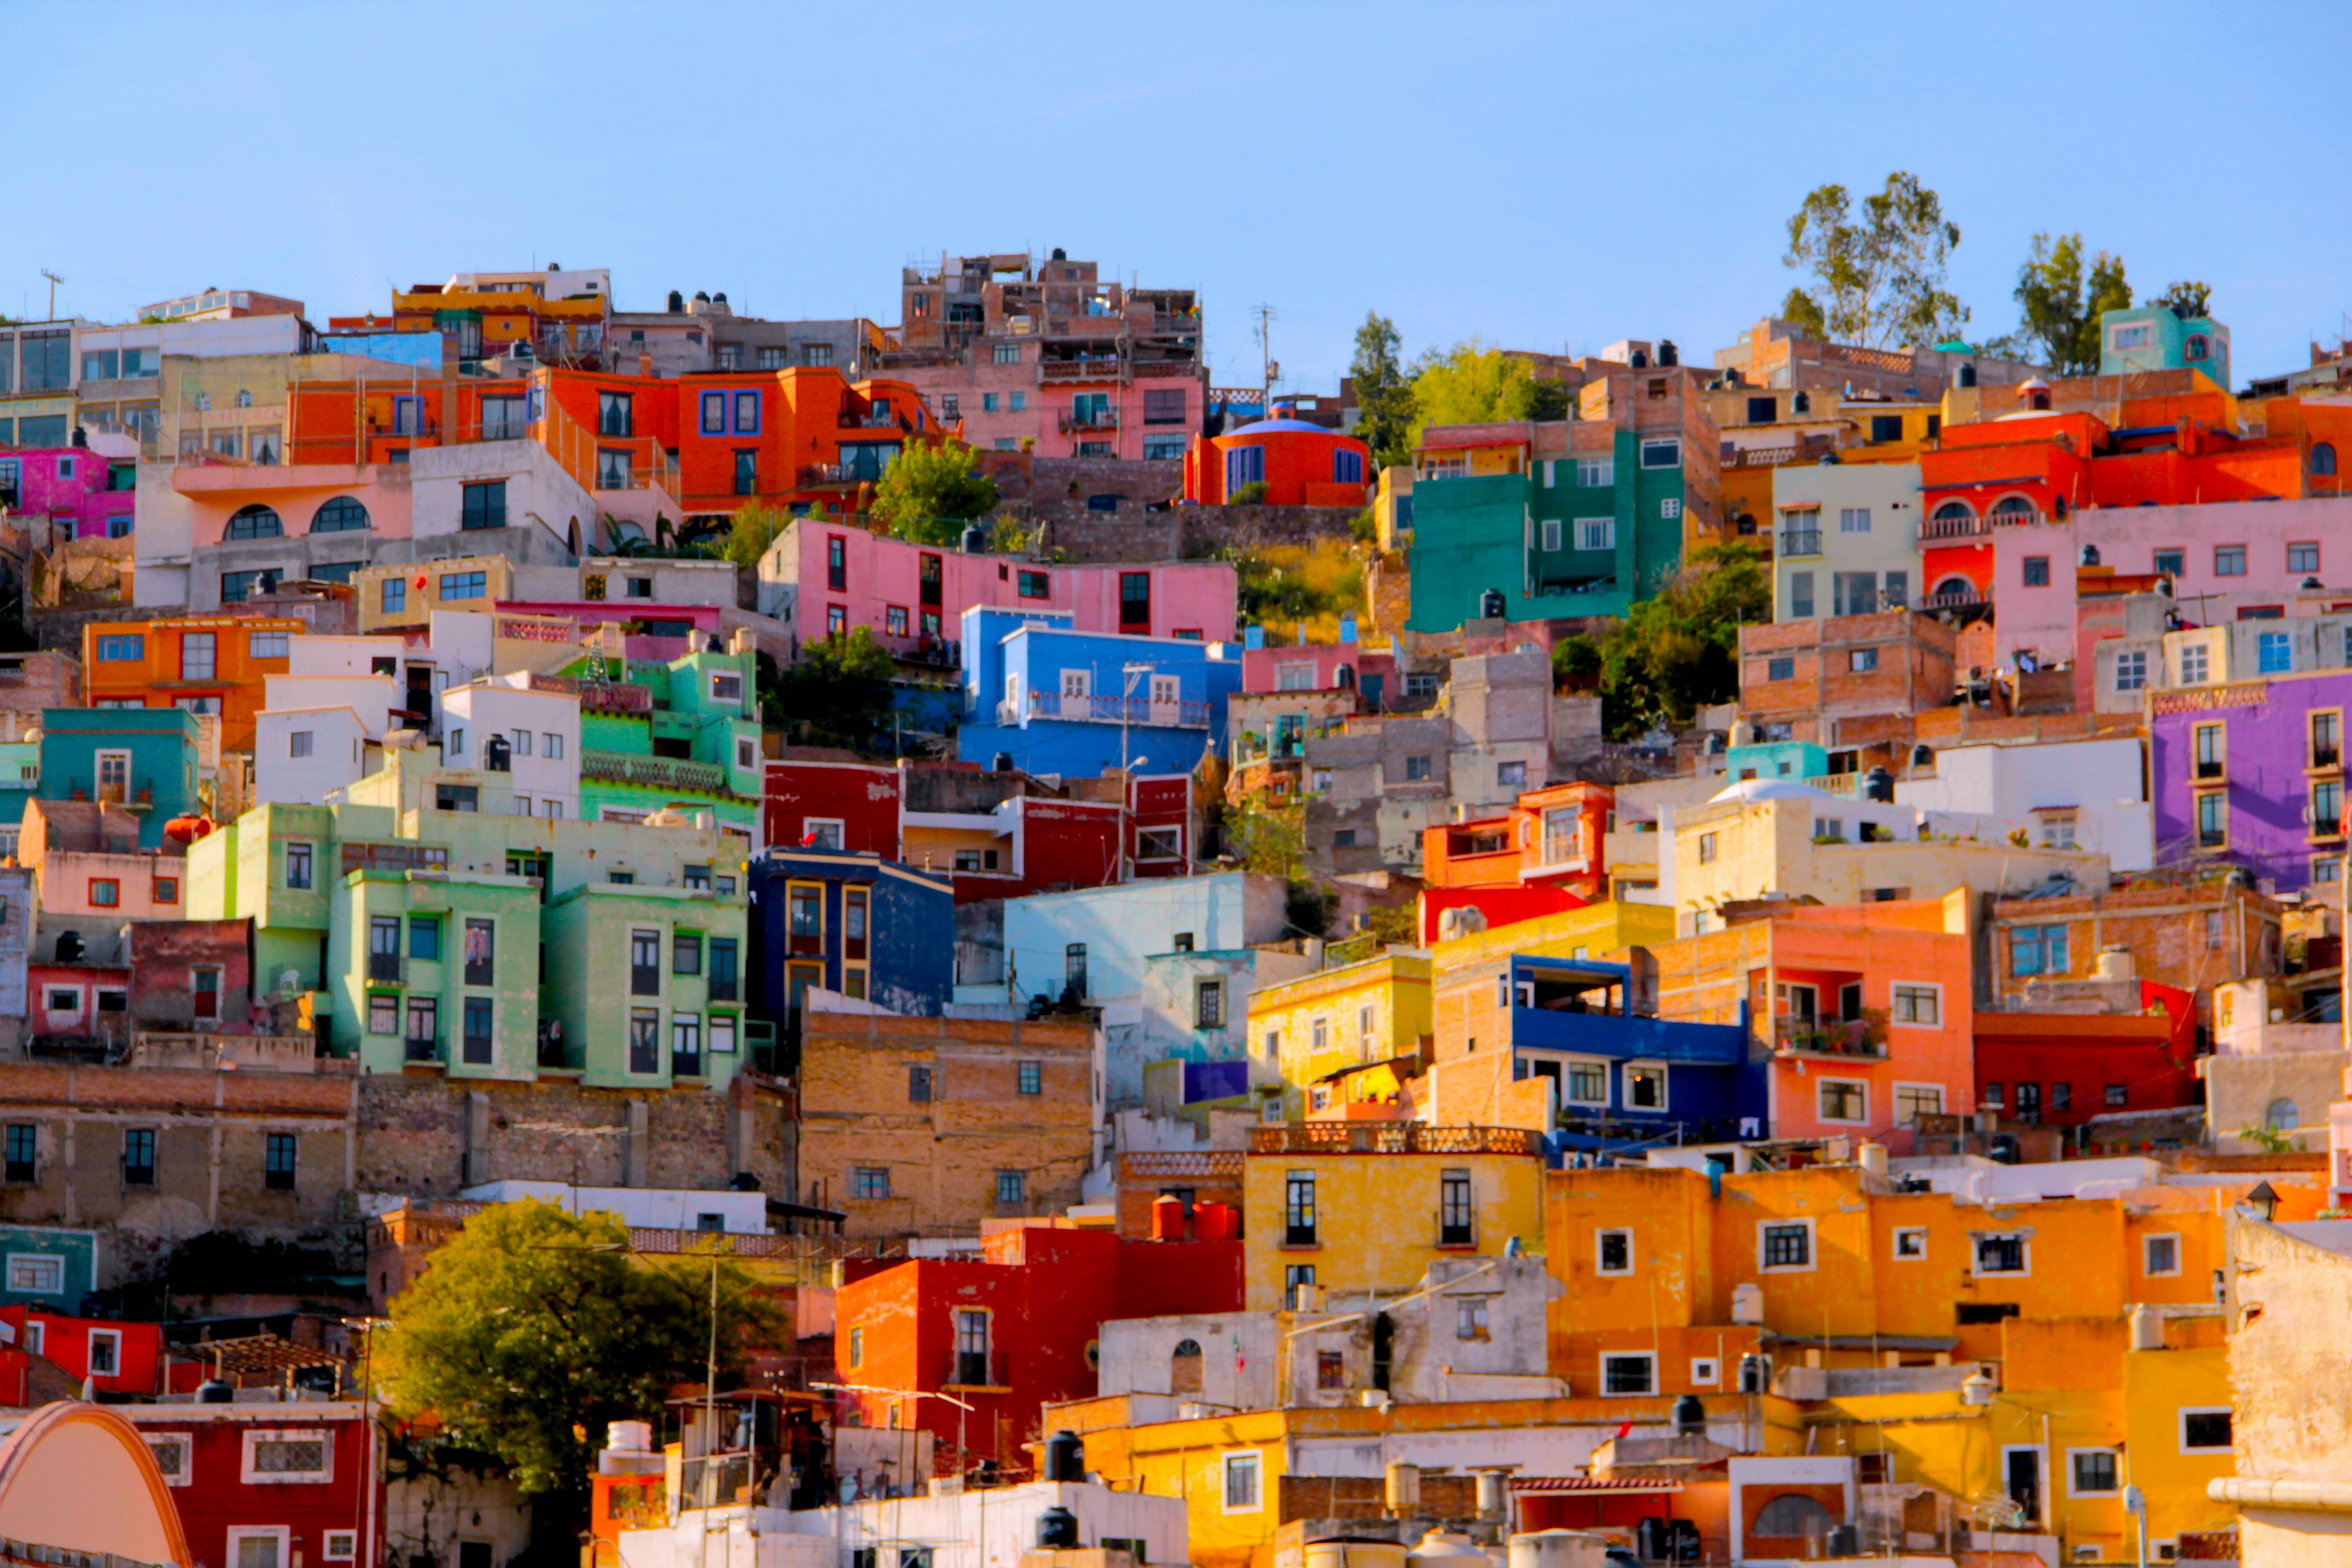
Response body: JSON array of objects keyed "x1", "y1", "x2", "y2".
[{"x1": 811, "y1": 1381, "x2": 976, "y2": 1490}]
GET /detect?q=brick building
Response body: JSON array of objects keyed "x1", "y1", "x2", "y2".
[{"x1": 1738, "y1": 610, "x2": 1959, "y2": 748}]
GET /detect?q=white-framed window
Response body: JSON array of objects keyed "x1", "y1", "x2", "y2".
[
  {"x1": 1221, "y1": 1449, "x2": 1262, "y2": 1513},
  {"x1": 1639, "y1": 437, "x2": 1680, "y2": 469},
  {"x1": 2067, "y1": 1447, "x2": 2120, "y2": 1497},
  {"x1": 288, "y1": 730, "x2": 313, "y2": 758},
  {"x1": 2144, "y1": 1233, "x2": 2182, "y2": 1277},
  {"x1": 1060, "y1": 668, "x2": 1091, "y2": 699},
  {"x1": 1818, "y1": 1078, "x2": 1868, "y2": 1125},
  {"x1": 1596, "y1": 1228, "x2": 1634, "y2": 1275},
  {"x1": 1576, "y1": 457, "x2": 1613, "y2": 488},
  {"x1": 1759, "y1": 1217, "x2": 1815, "y2": 1273},
  {"x1": 1600, "y1": 1352, "x2": 1656, "y2": 1395},
  {"x1": 242, "y1": 1428, "x2": 334, "y2": 1483},
  {"x1": 511, "y1": 729, "x2": 532, "y2": 756},
  {"x1": 1623, "y1": 1061, "x2": 1667, "y2": 1111},
  {"x1": 2179, "y1": 1408, "x2": 2233, "y2": 1453},
  {"x1": 1893, "y1": 1227, "x2": 1928, "y2": 1260},
  {"x1": 1690, "y1": 1357, "x2": 1720, "y2": 1386},
  {"x1": 545, "y1": 733, "x2": 565, "y2": 760},
  {"x1": 323, "y1": 1532, "x2": 357, "y2": 1562},
  {"x1": 1972, "y1": 1232, "x2": 2031, "y2": 1276},
  {"x1": 6, "y1": 1253, "x2": 64, "y2": 1294},
  {"x1": 1839, "y1": 507, "x2": 1871, "y2": 533},
  {"x1": 1540, "y1": 518, "x2": 1562, "y2": 552},
  {"x1": 1563, "y1": 1058, "x2": 1609, "y2": 1106},
  {"x1": 803, "y1": 818, "x2": 845, "y2": 851},
  {"x1": 1576, "y1": 518, "x2": 1615, "y2": 552},
  {"x1": 1660, "y1": 497, "x2": 1681, "y2": 520},
  {"x1": 1891, "y1": 984, "x2": 1940, "y2": 1026},
  {"x1": 86, "y1": 1327, "x2": 121, "y2": 1377},
  {"x1": 1894, "y1": 1084, "x2": 1944, "y2": 1123},
  {"x1": 226, "y1": 1528, "x2": 291, "y2": 1568},
  {"x1": 2111, "y1": 322, "x2": 2153, "y2": 352},
  {"x1": 711, "y1": 672, "x2": 745, "y2": 705},
  {"x1": 145, "y1": 1432, "x2": 192, "y2": 1487}
]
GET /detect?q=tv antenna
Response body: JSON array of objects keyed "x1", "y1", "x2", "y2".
[{"x1": 39, "y1": 271, "x2": 62, "y2": 321}]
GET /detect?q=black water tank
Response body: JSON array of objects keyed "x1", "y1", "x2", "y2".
[
  {"x1": 962, "y1": 526, "x2": 989, "y2": 555},
  {"x1": 197, "y1": 1379, "x2": 235, "y2": 1404},
  {"x1": 1657, "y1": 339, "x2": 1678, "y2": 367},
  {"x1": 1036, "y1": 1507, "x2": 1080, "y2": 1549},
  {"x1": 1671, "y1": 1392, "x2": 1705, "y2": 1436},
  {"x1": 1480, "y1": 588, "x2": 1506, "y2": 620},
  {"x1": 1044, "y1": 1429, "x2": 1086, "y2": 1482},
  {"x1": 993, "y1": 753, "x2": 1016, "y2": 774},
  {"x1": 668, "y1": 290, "x2": 685, "y2": 314},
  {"x1": 1863, "y1": 767, "x2": 1894, "y2": 804},
  {"x1": 2081, "y1": 543, "x2": 2101, "y2": 567}
]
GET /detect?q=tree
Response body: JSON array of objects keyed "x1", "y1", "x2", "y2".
[
  {"x1": 720, "y1": 500, "x2": 792, "y2": 575},
  {"x1": 376, "y1": 1202, "x2": 777, "y2": 1553},
  {"x1": 870, "y1": 439, "x2": 999, "y2": 545},
  {"x1": 1587, "y1": 541, "x2": 1771, "y2": 737},
  {"x1": 1348, "y1": 312, "x2": 1415, "y2": 470},
  {"x1": 769, "y1": 626, "x2": 899, "y2": 750},
  {"x1": 2154, "y1": 280, "x2": 2213, "y2": 320},
  {"x1": 2011, "y1": 233, "x2": 2132, "y2": 375},
  {"x1": 1780, "y1": 172, "x2": 1969, "y2": 349},
  {"x1": 1408, "y1": 340, "x2": 1536, "y2": 449}
]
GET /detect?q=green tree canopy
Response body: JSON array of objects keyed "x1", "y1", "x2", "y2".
[
  {"x1": 767, "y1": 626, "x2": 899, "y2": 750},
  {"x1": 1408, "y1": 340, "x2": 1537, "y2": 448},
  {"x1": 2153, "y1": 280, "x2": 2214, "y2": 319},
  {"x1": 2011, "y1": 232, "x2": 2132, "y2": 375},
  {"x1": 1780, "y1": 172, "x2": 1969, "y2": 349},
  {"x1": 376, "y1": 1202, "x2": 777, "y2": 1544},
  {"x1": 1563, "y1": 540, "x2": 1771, "y2": 738},
  {"x1": 1348, "y1": 312, "x2": 1415, "y2": 470},
  {"x1": 872, "y1": 439, "x2": 1000, "y2": 545},
  {"x1": 719, "y1": 500, "x2": 793, "y2": 575}
]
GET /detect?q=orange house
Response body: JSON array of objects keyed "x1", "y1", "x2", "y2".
[
  {"x1": 1184, "y1": 417, "x2": 1373, "y2": 507},
  {"x1": 1418, "y1": 782, "x2": 1610, "y2": 943},
  {"x1": 83, "y1": 616, "x2": 301, "y2": 754},
  {"x1": 285, "y1": 373, "x2": 533, "y2": 467}
]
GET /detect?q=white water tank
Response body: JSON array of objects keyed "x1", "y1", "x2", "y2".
[
  {"x1": 1306, "y1": 1543, "x2": 1409, "y2": 1568},
  {"x1": 1859, "y1": 1142, "x2": 1888, "y2": 1179},
  {"x1": 1385, "y1": 1462, "x2": 1421, "y2": 1516},
  {"x1": 1506, "y1": 1533, "x2": 1608, "y2": 1568},
  {"x1": 2129, "y1": 1305, "x2": 2163, "y2": 1351},
  {"x1": 1406, "y1": 1531, "x2": 1489, "y2": 1568},
  {"x1": 2096, "y1": 946, "x2": 2136, "y2": 981}
]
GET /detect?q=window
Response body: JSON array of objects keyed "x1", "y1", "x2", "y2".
[
  {"x1": 6, "y1": 1253, "x2": 59, "y2": 1292},
  {"x1": 459, "y1": 480, "x2": 511, "y2": 530},
  {"x1": 2215, "y1": 545, "x2": 2247, "y2": 577},
  {"x1": 244, "y1": 1430, "x2": 333, "y2": 1482},
  {"x1": 179, "y1": 631, "x2": 219, "y2": 681},
  {"x1": 143, "y1": 1432, "x2": 191, "y2": 1487},
  {"x1": 1760, "y1": 1220, "x2": 1813, "y2": 1271},
  {"x1": 1891, "y1": 984, "x2": 1940, "y2": 1025},
  {"x1": 2143, "y1": 1233, "x2": 2182, "y2": 1276},
  {"x1": 672, "y1": 930, "x2": 701, "y2": 976},
  {"x1": 323, "y1": 1535, "x2": 355, "y2": 1562},
  {"x1": 1284, "y1": 1170, "x2": 1317, "y2": 1245},
  {"x1": 1639, "y1": 437, "x2": 1679, "y2": 469},
  {"x1": 2196, "y1": 791, "x2": 2228, "y2": 848},
  {"x1": 1698, "y1": 832, "x2": 1719, "y2": 864},
  {"x1": 265, "y1": 1133, "x2": 296, "y2": 1191},
  {"x1": 282, "y1": 840, "x2": 317, "y2": 891},
  {"x1": 2180, "y1": 1409, "x2": 2233, "y2": 1453},
  {"x1": 2, "y1": 1125, "x2": 34, "y2": 1184},
  {"x1": 368, "y1": 993, "x2": 399, "y2": 1035},
  {"x1": 1975, "y1": 1234, "x2": 2029, "y2": 1275},
  {"x1": 1017, "y1": 1060, "x2": 1042, "y2": 1096},
  {"x1": 908, "y1": 1065, "x2": 933, "y2": 1102},
  {"x1": 227, "y1": 504, "x2": 283, "y2": 540},
  {"x1": 1223, "y1": 1452, "x2": 1262, "y2": 1513},
  {"x1": 440, "y1": 570, "x2": 487, "y2": 601},
  {"x1": 1839, "y1": 507, "x2": 1871, "y2": 534},
  {"x1": 1404, "y1": 754, "x2": 1432, "y2": 782},
  {"x1": 1788, "y1": 570, "x2": 1815, "y2": 617},
  {"x1": 630, "y1": 929, "x2": 660, "y2": 995},
  {"x1": 1335, "y1": 449, "x2": 1364, "y2": 484},
  {"x1": 2114, "y1": 650, "x2": 2149, "y2": 692},
  {"x1": 1562, "y1": 1059, "x2": 1608, "y2": 1106},
  {"x1": 995, "y1": 1169, "x2": 1025, "y2": 1206},
  {"x1": 1498, "y1": 760, "x2": 1526, "y2": 788},
  {"x1": 1624, "y1": 1063, "x2": 1667, "y2": 1110},
  {"x1": 96, "y1": 634, "x2": 144, "y2": 662},
  {"x1": 123, "y1": 1129, "x2": 157, "y2": 1185},
  {"x1": 2010, "y1": 924, "x2": 2069, "y2": 976},
  {"x1": 88, "y1": 878, "x2": 120, "y2": 908},
  {"x1": 1438, "y1": 1169, "x2": 1474, "y2": 1245},
  {"x1": 381, "y1": 576, "x2": 407, "y2": 614},
  {"x1": 2315, "y1": 779, "x2": 2344, "y2": 838},
  {"x1": 1010, "y1": 392, "x2": 1026, "y2": 413},
  {"x1": 1849, "y1": 647, "x2": 1879, "y2": 673},
  {"x1": 1601, "y1": 1354, "x2": 1656, "y2": 1395},
  {"x1": 851, "y1": 1166, "x2": 890, "y2": 1199},
  {"x1": 1819, "y1": 1079, "x2": 1867, "y2": 1123},
  {"x1": 1596, "y1": 1229, "x2": 1632, "y2": 1275},
  {"x1": 1894, "y1": 1227, "x2": 1928, "y2": 1259},
  {"x1": 2288, "y1": 541, "x2": 2324, "y2": 575},
  {"x1": 2022, "y1": 556, "x2": 2051, "y2": 587},
  {"x1": 2260, "y1": 631, "x2": 2293, "y2": 674},
  {"x1": 227, "y1": 1532, "x2": 288, "y2": 1568},
  {"x1": 1194, "y1": 979, "x2": 1224, "y2": 1029},
  {"x1": 2068, "y1": 1450, "x2": 2119, "y2": 1497}
]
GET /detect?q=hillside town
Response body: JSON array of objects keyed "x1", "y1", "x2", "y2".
[{"x1": 4, "y1": 192, "x2": 2352, "y2": 1568}]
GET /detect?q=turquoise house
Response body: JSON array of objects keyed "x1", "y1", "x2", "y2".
[
  {"x1": 568, "y1": 648, "x2": 763, "y2": 834},
  {"x1": 0, "y1": 1224, "x2": 101, "y2": 1310},
  {"x1": 34, "y1": 709, "x2": 200, "y2": 850},
  {"x1": 2099, "y1": 304, "x2": 2230, "y2": 390},
  {"x1": 1408, "y1": 427, "x2": 1690, "y2": 633}
]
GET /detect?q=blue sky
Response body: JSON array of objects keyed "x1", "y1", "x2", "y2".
[{"x1": 9, "y1": 2, "x2": 2347, "y2": 393}]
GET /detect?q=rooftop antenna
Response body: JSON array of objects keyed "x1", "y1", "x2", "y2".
[{"x1": 39, "y1": 270, "x2": 62, "y2": 321}]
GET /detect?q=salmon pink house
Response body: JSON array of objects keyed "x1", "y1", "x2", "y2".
[{"x1": 1183, "y1": 418, "x2": 1372, "y2": 507}]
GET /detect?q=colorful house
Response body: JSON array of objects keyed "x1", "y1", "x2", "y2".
[
  {"x1": 83, "y1": 615, "x2": 301, "y2": 754},
  {"x1": 1182, "y1": 418, "x2": 1373, "y2": 507},
  {"x1": 34, "y1": 707, "x2": 202, "y2": 850},
  {"x1": 2149, "y1": 669, "x2": 2352, "y2": 892},
  {"x1": 1772, "y1": 460, "x2": 1926, "y2": 620},
  {"x1": 1419, "y1": 780, "x2": 1613, "y2": 939},
  {"x1": 0, "y1": 443, "x2": 135, "y2": 541},
  {"x1": 2099, "y1": 303, "x2": 2230, "y2": 388},
  {"x1": 1250, "y1": 950, "x2": 1433, "y2": 1120},
  {"x1": 745, "y1": 846, "x2": 952, "y2": 1027},
  {"x1": 956, "y1": 608, "x2": 1241, "y2": 779}
]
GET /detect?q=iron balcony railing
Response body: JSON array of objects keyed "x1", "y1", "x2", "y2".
[
  {"x1": 579, "y1": 748, "x2": 736, "y2": 794},
  {"x1": 1009, "y1": 690, "x2": 1209, "y2": 728},
  {"x1": 1778, "y1": 530, "x2": 1822, "y2": 557}
]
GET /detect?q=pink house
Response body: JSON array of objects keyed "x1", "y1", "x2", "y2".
[
  {"x1": 0, "y1": 445, "x2": 135, "y2": 540},
  {"x1": 1989, "y1": 496, "x2": 2352, "y2": 666},
  {"x1": 1242, "y1": 641, "x2": 1400, "y2": 709},
  {"x1": 173, "y1": 460, "x2": 414, "y2": 548},
  {"x1": 760, "y1": 519, "x2": 1236, "y2": 655}
]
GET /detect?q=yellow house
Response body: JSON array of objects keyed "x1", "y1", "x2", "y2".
[
  {"x1": 1373, "y1": 464, "x2": 1414, "y2": 552},
  {"x1": 1242, "y1": 1123, "x2": 1545, "y2": 1310},
  {"x1": 1428, "y1": 897, "x2": 1675, "y2": 973},
  {"x1": 354, "y1": 554, "x2": 516, "y2": 633},
  {"x1": 1250, "y1": 951, "x2": 1431, "y2": 1118}
]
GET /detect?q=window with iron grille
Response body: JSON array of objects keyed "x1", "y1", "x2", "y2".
[
  {"x1": 851, "y1": 1166, "x2": 889, "y2": 1199},
  {"x1": 1761, "y1": 1223, "x2": 1810, "y2": 1268},
  {"x1": 1284, "y1": 1170, "x2": 1317, "y2": 1245}
]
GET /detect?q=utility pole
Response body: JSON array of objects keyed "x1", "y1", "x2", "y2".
[
  {"x1": 40, "y1": 271, "x2": 62, "y2": 322},
  {"x1": 1253, "y1": 304, "x2": 1278, "y2": 407}
]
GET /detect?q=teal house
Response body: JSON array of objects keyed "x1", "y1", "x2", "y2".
[
  {"x1": 1408, "y1": 424, "x2": 1696, "y2": 634},
  {"x1": 35, "y1": 709, "x2": 200, "y2": 849},
  {"x1": 565, "y1": 647, "x2": 764, "y2": 834},
  {"x1": 2099, "y1": 304, "x2": 2230, "y2": 390},
  {"x1": 0, "y1": 1224, "x2": 101, "y2": 1310}
]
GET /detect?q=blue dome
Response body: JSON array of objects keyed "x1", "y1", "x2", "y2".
[{"x1": 1227, "y1": 418, "x2": 1333, "y2": 436}]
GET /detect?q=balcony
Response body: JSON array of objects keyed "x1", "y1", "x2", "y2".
[
  {"x1": 526, "y1": 673, "x2": 653, "y2": 714},
  {"x1": 1006, "y1": 690, "x2": 1209, "y2": 728},
  {"x1": 1772, "y1": 1015, "x2": 1887, "y2": 1060},
  {"x1": 1919, "y1": 586, "x2": 1988, "y2": 611},
  {"x1": 1058, "y1": 410, "x2": 1121, "y2": 434},
  {"x1": 1778, "y1": 530, "x2": 1822, "y2": 558},
  {"x1": 797, "y1": 463, "x2": 848, "y2": 486},
  {"x1": 581, "y1": 748, "x2": 738, "y2": 796},
  {"x1": 839, "y1": 411, "x2": 905, "y2": 431},
  {"x1": 1921, "y1": 513, "x2": 1991, "y2": 541},
  {"x1": 1249, "y1": 1124, "x2": 1545, "y2": 1156},
  {"x1": 1041, "y1": 358, "x2": 1126, "y2": 383},
  {"x1": 405, "y1": 1032, "x2": 445, "y2": 1065}
]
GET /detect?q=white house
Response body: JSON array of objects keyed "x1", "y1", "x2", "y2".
[
  {"x1": 440, "y1": 676, "x2": 582, "y2": 821},
  {"x1": 1896, "y1": 736, "x2": 2153, "y2": 872}
]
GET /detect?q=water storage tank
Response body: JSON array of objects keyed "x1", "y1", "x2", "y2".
[
  {"x1": 1405, "y1": 1530, "x2": 1488, "y2": 1568},
  {"x1": 196, "y1": 1379, "x2": 235, "y2": 1404},
  {"x1": 1305, "y1": 1542, "x2": 1409, "y2": 1568},
  {"x1": 1150, "y1": 1194, "x2": 1185, "y2": 1241},
  {"x1": 962, "y1": 526, "x2": 989, "y2": 554},
  {"x1": 1043, "y1": 1430, "x2": 1086, "y2": 1482},
  {"x1": 1671, "y1": 1392, "x2": 1706, "y2": 1436},
  {"x1": 1731, "y1": 1283, "x2": 1763, "y2": 1325},
  {"x1": 1385, "y1": 1462, "x2": 1421, "y2": 1516},
  {"x1": 1036, "y1": 1507, "x2": 1080, "y2": 1549},
  {"x1": 1194, "y1": 1202, "x2": 1238, "y2": 1242},
  {"x1": 1506, "y1": 1532, "x2": 1608, "y2": 1568}
]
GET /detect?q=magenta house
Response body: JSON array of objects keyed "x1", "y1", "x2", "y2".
[
  {"x1": 0, "y1": 445, "x2": 134, "y2": 540},
  {"x1": 1241, "y1": 640, "x2": 1400, "y2": 710},
  {"x1": 2150, "y1": 669, "x2": 2352, "y2": 893},
  {"x1": 760, "y1": 519, "x2": 1237, "y2": 657}
]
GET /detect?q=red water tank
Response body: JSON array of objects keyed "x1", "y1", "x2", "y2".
[
  {"x1": 1148, "y1": 1194, "x2": 1185, "y2": 1242},
  {"x1": 1193, "y1": 1202, "x2": 1238, "y2": 1242}
]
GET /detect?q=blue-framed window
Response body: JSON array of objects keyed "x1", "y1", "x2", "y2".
[
  {"x1": 1334, "y1": 449, "x2": 1363, "y2": 484},
  {"x1": 2258, "y1": 632, "x2": 2292, "y2": 674},
  {"x1": 733, "y1": 390, "x2": 761, "y2": 435},
  {"x1": 2009, "y1": 923, "x2": 2069, "y2": 976},
  {"x1": 382, "y1": 577, "x2": 407, "y2": 614},
  {"x1": 699, "y1": 391, "x2": 727, "y2": 436},
  {"x1": 96, "y1": 635, "x2": 144, "y2": 662},
  {"x1": 1226, "y1": 444, "x2": 1265, "y2": 491}
]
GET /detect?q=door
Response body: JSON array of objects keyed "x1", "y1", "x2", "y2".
[
  {"x1": 1778, "y1": 983, "x2": 1817, "y2": 1021},
  {"x1": 1149, "y1": 673, "x2": 1181, "y2": 723},
  {"x1": 2002, "y1": 1447, "x2": 2043, "y2": 1526}
]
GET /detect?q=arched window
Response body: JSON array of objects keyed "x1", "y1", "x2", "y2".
[
  {"x1": 2314, "y1": 442, "x2": 2337, "y2": 477},
  {"x1": 1170, "y1": 1338, "x2": 1204, "y2": 1395},
  {"x1": 311, "y1": 496, "x2": 369, "y2": 533},
  {"x1": 2027, "y1": 388, "x2": 2052, "y2": 411},
  {"x1": 2267, "y1": 1098, "x2": 2299, "y2": 1131},
  {"x1": 2185, "y1": 334, "x2": 2209, "y2": 362},
  {"x1": 1752, "y1": 1493, "x2": 1832, "y2": 1538},
  {"x1": 568, "y1": 518, "x2": 583, "y2": 557},
  {"x1": 1932, "y1": 577, "x2": 1978, "y2": 605},
  {"x1": 1931, "y1": 501, "x2": 1973, "y2": 523},
  {"x1": 1990, "y1": 495, "x2": 2037, "y2": 523},
  {"x1": 227, "y1": 505, "x2": 282, "y2": 540},
  {"x1": 1335, "y1": 665, "x2": 1355, "y2": 690}
]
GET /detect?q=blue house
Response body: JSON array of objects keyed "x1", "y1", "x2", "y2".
[
  {"x1": 36, "y1": 708, "x2": 201, "y2": 850},
  {"x1": 747, "y1": 848, "x2": 954, "y2": 1060},
  {"x1": 1501, "y1": 957, "x2": 1763, "y2": 1150},
  {"x1": 957, "y1": 606, "x2": 1242, "y2": 778},
  {"x1": 2098, "y1": 304, "x2": 2230, "y2": 390}
]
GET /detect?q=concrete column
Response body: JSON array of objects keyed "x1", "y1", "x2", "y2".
[{"x1": 624, "y1": 1098, "x2": 650, "y2": 1186}]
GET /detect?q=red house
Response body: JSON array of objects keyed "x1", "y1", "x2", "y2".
[
  {"x1": 1183, "y1": 418, "x2": 1373, "y2": 507},
  {"x1": 764, "y1": 753, "x2": 903, "y2": 858},
  {"x1": 833, "y1": 1224, "x2": 1243, "y2": 1475},
  {"x1": 0, "y1": 1306, "x2": 167, "y2": 1396},
  {"x1": 123, "y1": 1401, "x2": 382, "y2": 1568},
  {"x1": 1417, "y1": 781, "x2": 1607, "y2": 943},
  {"x1": 1970, "y1": 979, "x2": 2200, "y2": 1128}
]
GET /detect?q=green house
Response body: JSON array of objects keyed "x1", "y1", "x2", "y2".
[{"x1": 564, "y1": 648, "x2": 763, "y2": 834}]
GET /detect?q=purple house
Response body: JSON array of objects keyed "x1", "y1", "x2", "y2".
[
  {"x1": 0, "y1": 445, "x2": 134, "y2": 540},
  {"x1": 2151, "y1": 669, "x2": 2351, "y2": 893}
]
